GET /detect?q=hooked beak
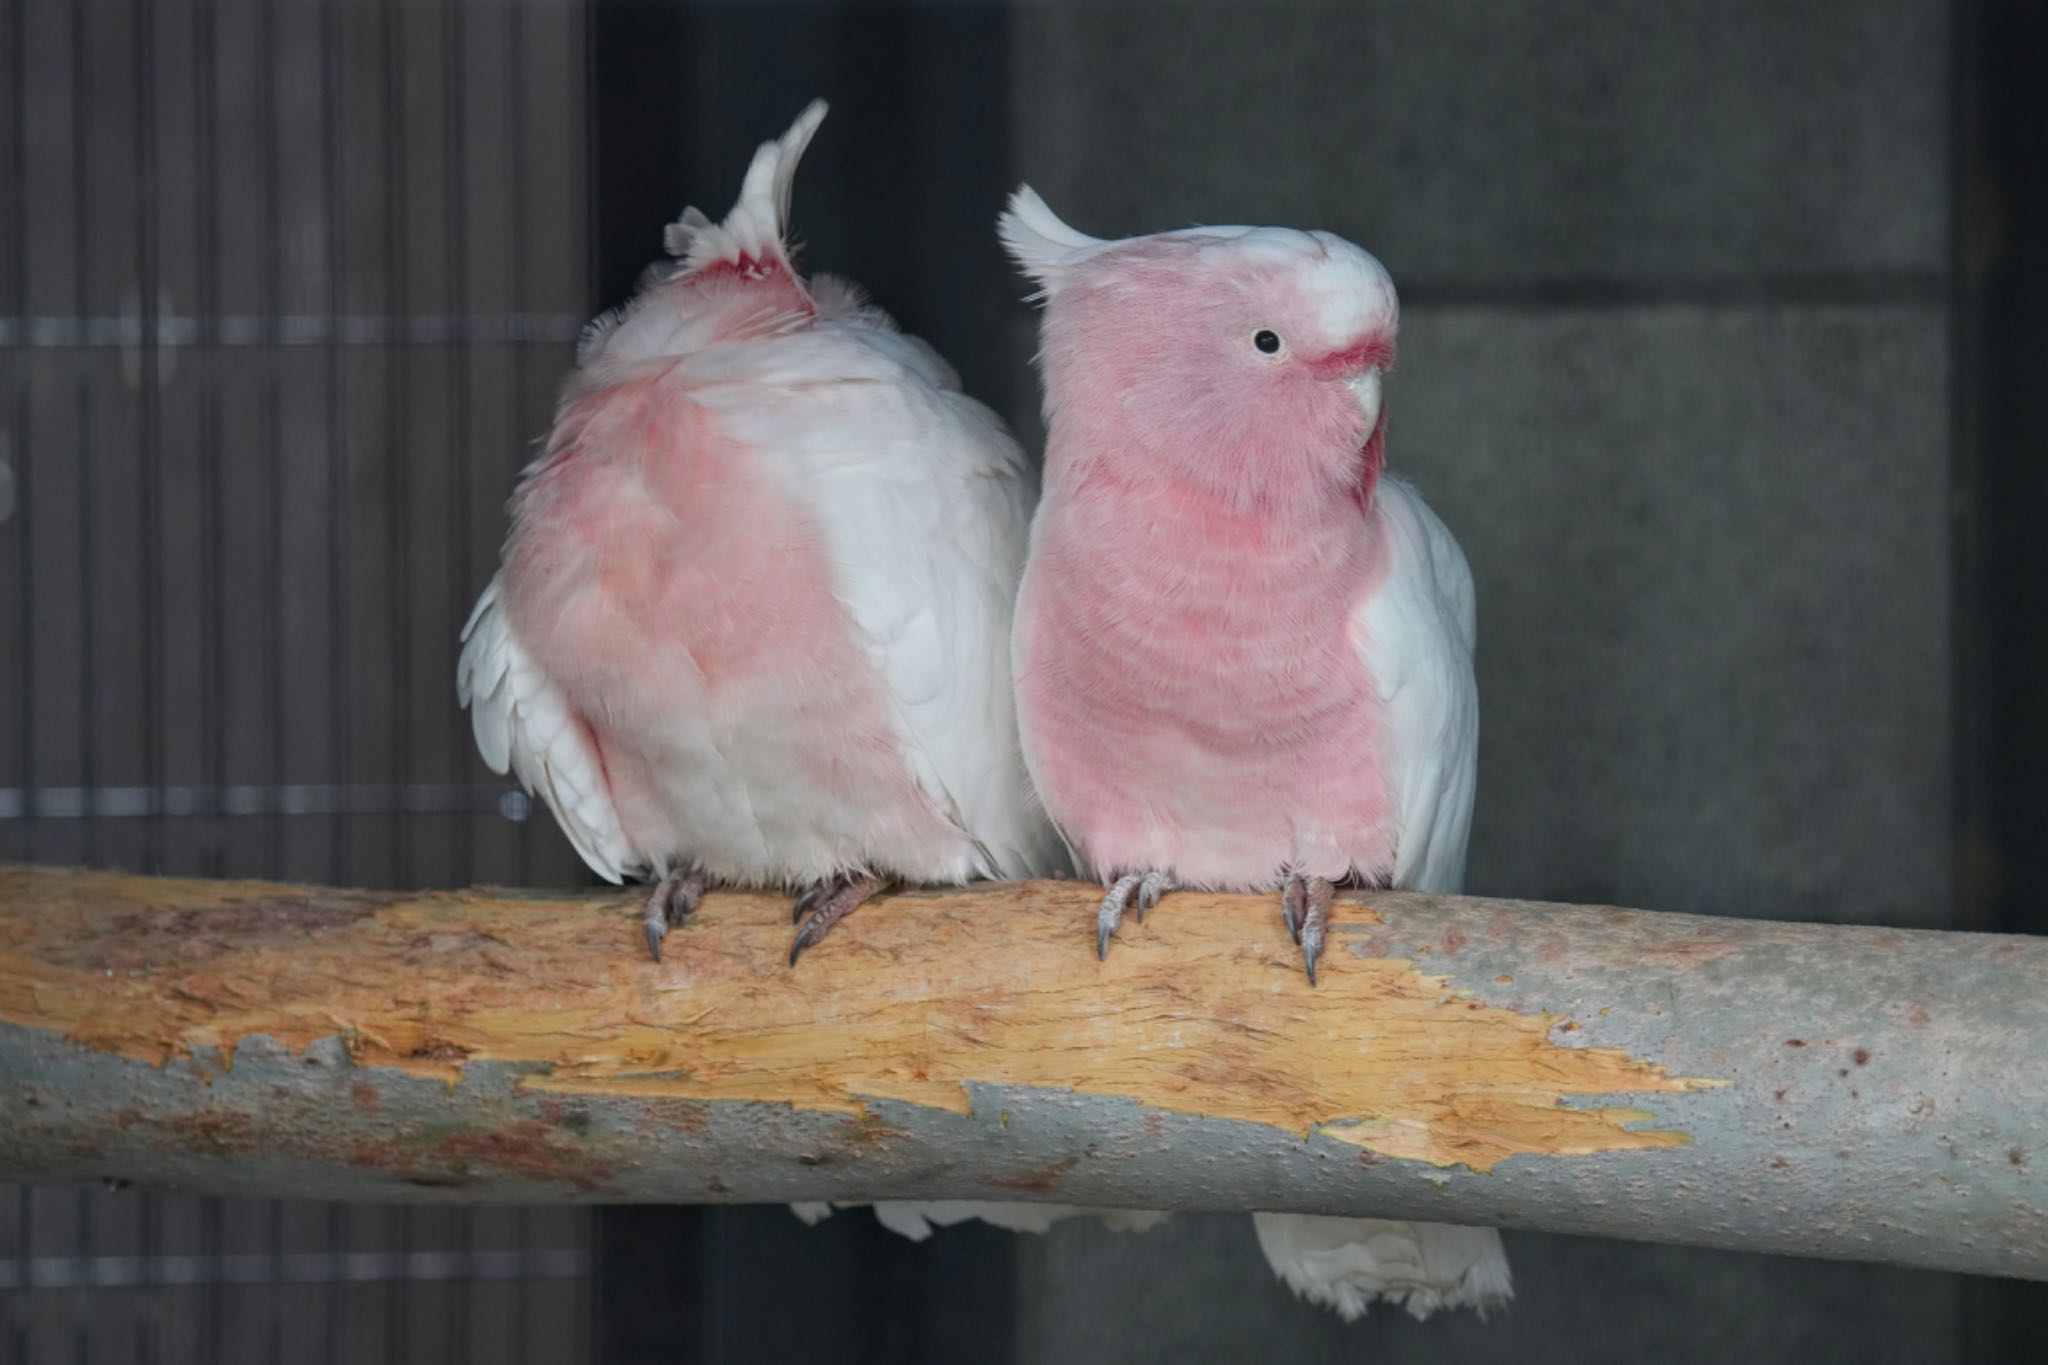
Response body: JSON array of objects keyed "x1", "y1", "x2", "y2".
[{"x1": 1345, "y1": 368, "x2": 1384, "y2": 434}]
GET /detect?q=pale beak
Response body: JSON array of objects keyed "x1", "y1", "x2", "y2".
[{"x1": 1345, "y1": 368, "x2": 1383, "y2": 434}]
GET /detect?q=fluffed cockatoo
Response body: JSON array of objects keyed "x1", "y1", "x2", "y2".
[
  {"x1": 461, "y1": 99, "x2": 1180, "y2": 1268},
  {"x1": 993, "y1": 186, "x2": 1511, "y2": 1321},
  {"x1": 458, "y1": 101, "x2": 1062, "y2": 963}
]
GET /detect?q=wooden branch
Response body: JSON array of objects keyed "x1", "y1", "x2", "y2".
[{"x1": 2, "y1": 865, "x2": 2044, "y2": 1279}]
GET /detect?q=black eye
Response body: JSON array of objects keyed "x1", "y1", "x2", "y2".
[{"x1": 1253, "y1": 329, "x2": 1282, "y2": 354}]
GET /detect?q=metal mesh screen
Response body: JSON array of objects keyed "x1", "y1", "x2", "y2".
[{"x1": 2, "y1": 1, "x2": 598, "y2": 1359}]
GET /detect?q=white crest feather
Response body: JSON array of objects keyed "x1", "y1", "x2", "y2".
[
  {"x1": 665, "y1": 99, "x2": 828, "y2": 277},
  {"x1": 997, "y1": 184, "x2": 1107, "y2": 292}
]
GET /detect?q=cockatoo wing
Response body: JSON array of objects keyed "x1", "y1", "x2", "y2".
[
  {"x1": 792, "y1": 1201, "x2": 1167, "y2": 1242},
  {"x1": 1248, "y1": 474, "x2": 1502, "y2": 1321},
  {"x1": 457, "y1": 577, "x2": 641, "y2": 884},
  {"x1": 700, "y1": 315, "x2": 1066, "y2": 881},
  {"x1": 1363, "y1": 474, "x2": 1480, "y2": 897},
  {"x1": 1252, "y1": 1214, "x2": 1511, "y2": 1322}
]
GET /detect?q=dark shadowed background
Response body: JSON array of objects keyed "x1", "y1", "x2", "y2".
[{"x1": 4, "y1": 1, "x2": 2045, "y2": 1361}]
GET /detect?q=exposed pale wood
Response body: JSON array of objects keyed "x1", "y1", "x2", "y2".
[{"x1": 3, "y1": 865, "x2": 2045, "y2": 1281}]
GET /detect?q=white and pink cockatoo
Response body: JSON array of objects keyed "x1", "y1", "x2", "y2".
[
  {"x1": 993, "y1": 187, "x2": 1511, "y2": 1321},
  {"x1": 458, "y1": 101, "x2": 1063, "y2": 963}
]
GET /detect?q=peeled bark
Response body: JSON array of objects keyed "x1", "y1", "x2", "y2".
[{"x1": 1, "y1": 865, "x2": 2043, "y2": 1279}]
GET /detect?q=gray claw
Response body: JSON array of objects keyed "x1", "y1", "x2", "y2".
[
  {"x1": 1097, "y1": 872, "x2": 1173, "y2": 958},
  {"x1": 1282, "y1": 874, "x2": 1334, "y2": 986},
  {"x1": 1096, "y1": 873, "x2": 1139, "y2": 959},
  {"x1": 642, "y1": 869, "x2": 705, "y2": 963},
  {"x1": 1136, "y1": 870, "x2": 1172, "y2": 923},
  {"x1": 789, "y1": 918, "x2": 824, "y2": 968},
  {"x1": 786, "y1": 874, "x2": 883, "y2": 967}
]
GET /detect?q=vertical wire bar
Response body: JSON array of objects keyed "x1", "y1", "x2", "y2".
[
  {"x1": 12, "y1": 1188, "x2": 30, "y2": 1365},
  {"x1": 446, "y1": 0, "x2": 472, "y2": 897},
  {"x1": 389, "y1": 1205, "x2": 411, "y2": 1365},
  {"x1": 513, "y1": 1207, "x2": 533, "y2": 1365},
  {"x1": 258, "y1": 6, "x2": 289, "y2": 1357},
  {"x1": 324, "y1": 1203, "x2": 348, "y2": 1365},
  {"x1": 581, "y1": 0, "x2": 598, "y2": 320},
  {"x1": 383, "y1": 0, "x2": 413, "y2": 891},
  {"x1": 158, "y1": 5, "x2": 215, "y2": 1350},
  {"x1": 508, "y1": 0, "x2": 534, "y2": 891},
  {"x1": 134, "y1": 0, "x2": 164, "y2": 876},
  {"x1": 71, "y1": 1187, "x2": 89, "y2": 1363},
  {"x1": 73, "y1": 0, "x2": 98, "y2": 871},
  {"x1": 7, "y1": 0, "x2": 33, "y2": 867},
  {"x1": 135, "y1": 1188, "x2": 155, "y2": 1365},
  {"x1": 322, "y1": 0, "x2": 352, "y2": 889},
  {"x1": 453, "y1": 1207, "x2": 473, "y2": 1365},
  {"x1": 201, "y1": 1195, "x2": 222, "y2": 1365},
  {"x1": 197, "y1": 0, "x2": 224, "y2": 884},
  {"x1": 444, "y1": 0, "x2": 480, "y2": 1329},
  {"x1": 577, "y1": 7, "x2": 599, "y2": 1353},
  {"x1": 383, "y1": 6, "x2": 416, "y2": 1350},
  {"x1": 267, "y1": 1200, "x2": 284, "y2": 1365},
  {"x1": 259, "y1": 0, "x2": 284, "y2": 879},
  {"x1": 319, "y1": 0, "x2": 351, "y2": 1358}
]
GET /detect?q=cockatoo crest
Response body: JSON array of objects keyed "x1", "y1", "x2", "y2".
[
  {"x1": 664, "y1": 98, "x2": 827, "y2": 283},
  {"x1": 997, "y1": 185, "x2": 1112, "y2": 295},
  {"x1": 577, "y1": 101, "x2": 830, "y2": 368}
]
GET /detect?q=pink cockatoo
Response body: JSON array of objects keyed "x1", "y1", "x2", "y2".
[
  {"x1": 994, "y1": 188, "x2": 1509, "y2": 1320},
  {"x1": 458, "y1": 101, "x2": 1062, "y2": 963}
]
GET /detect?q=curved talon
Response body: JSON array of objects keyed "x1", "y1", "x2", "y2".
[
  {"x1": 786, "y1": 874, "x2": 883, "y2": 967},
  {"x1": 1096, "y1": 872, "x2": 1173, "y2": 958},
  {"x1": 1136, "y1": 871, "x2": 1172, "y2": 922},
  {"x1": 789, "y1": 917, "x2": 825, "y2": 968},
  {"x1": 642, "y1": 869, "x2": 706, "y2": 963},
  {"x1": 1096, "y1": 873, "x2": 1141, "y2": 959},
  {"x1": 1283, "y1": 874, "x2": 1334, "y2": 986}
]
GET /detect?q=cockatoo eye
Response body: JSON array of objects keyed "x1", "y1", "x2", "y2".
[{"x1": 1253, "y1": 329, "x2": 1282, "y2": 354}]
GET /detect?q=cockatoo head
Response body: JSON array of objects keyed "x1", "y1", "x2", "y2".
[{"x1": 1001, "y1": 187, "x2": 1398, "y2": 514}]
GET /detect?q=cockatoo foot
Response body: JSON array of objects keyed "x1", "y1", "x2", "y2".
[
  {"x1": 1096, "y1": 870, "x2": 1173, "y2": 959},
  {"x1": 642, "y1": 867, "x2": 707, "y2": 962},
  {"x1": 788, "y1": 873, "x2": 884, "y2": 966},
  {"x1": 1281, "y1": 874, "x2": 1336, "y2": 985}
]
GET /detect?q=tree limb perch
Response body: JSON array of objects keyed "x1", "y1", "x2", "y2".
[{"x1": 2, "y1": 865, "x2": 2043, "y2": 1279}]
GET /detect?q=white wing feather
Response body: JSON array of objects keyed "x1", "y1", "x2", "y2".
[
  {"x1": 1363, "y1": 474, "x2": 1480, "y2": 897},
  {"x1": 701, "y1": 315, "x2": 1067, "y2": 882},
  {"x1": 1243, "y1": 474, "x2": 1503, "y2": 1320},
  {"x1": 792, "y1": 1201, "x2": 1167, "y2": 1241},
  {"x1": 457, "y1": 577, "x2": 641, "y2": 884},
  {"x1": 1252, "y1": 1214, "x2": 1511, "y2": 1322}
]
